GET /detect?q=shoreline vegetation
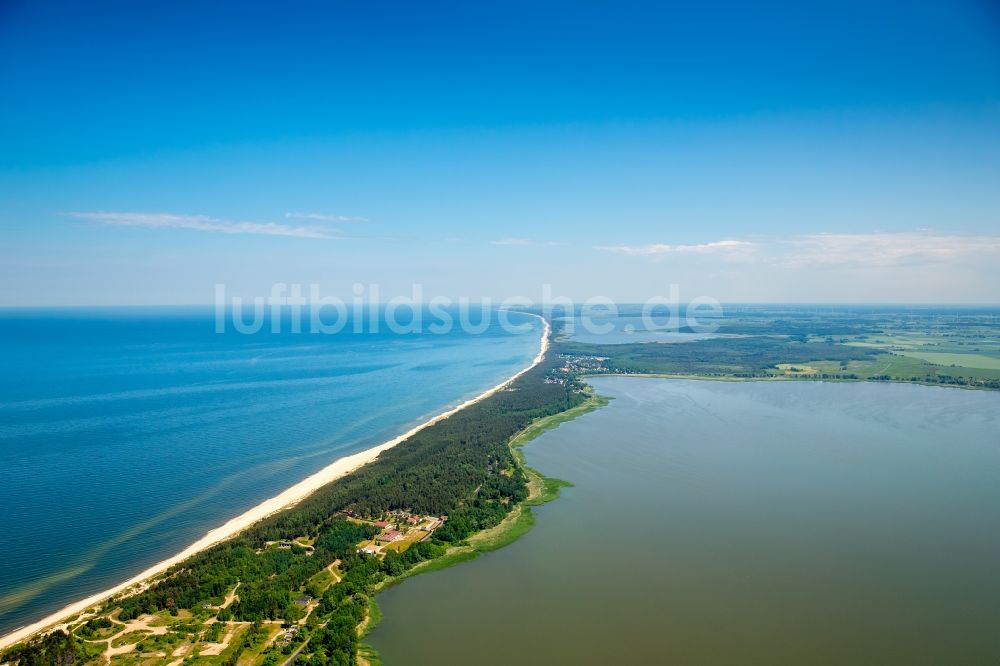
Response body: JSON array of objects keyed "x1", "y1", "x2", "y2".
[
  {"x1": 5, "y1": 314, "x2": 612, "y2": 666},
  {"x1": 586, "y1": 371, "x2": 998, "y2": 391},
  {"x1": 357, "y1": 391, "x2": 610, "y2": 665}
]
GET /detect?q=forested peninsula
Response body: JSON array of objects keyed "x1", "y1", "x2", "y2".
[{"x1": 3, "y1": 331, "x2": 586, "y2": 666}]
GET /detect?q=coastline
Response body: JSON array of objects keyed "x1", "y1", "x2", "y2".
[
  {"x1": 357, "y1": 388, "x2": 609, "y2": 664},
  {"x1": 0, "y1": 314, "x2": 550, "y2": 651}
]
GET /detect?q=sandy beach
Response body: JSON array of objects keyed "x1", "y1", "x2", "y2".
[{"x1": 0, "y1": 314, "x2": 549, "y2": 651}]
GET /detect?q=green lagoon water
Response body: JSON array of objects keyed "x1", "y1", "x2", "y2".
[{"x1": 367, "y1": 377, "x2": 1000, "y2": 665}]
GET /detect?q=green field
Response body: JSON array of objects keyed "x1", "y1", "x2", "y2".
[{"x1": 898, "y1": 351, "x2": 1000, "y2": 370}]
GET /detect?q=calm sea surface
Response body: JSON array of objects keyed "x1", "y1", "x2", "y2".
[
  {"x1": 0, "y1": 307, "x2": 541, "y2": 636},
  {"x1": 368, "y1": 377, "x2": 1000, "y2": 665}
]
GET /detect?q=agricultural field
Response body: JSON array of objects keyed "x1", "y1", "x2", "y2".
[{"x1": 559, "y1": 305, "x2": 1000, "y2": 390}]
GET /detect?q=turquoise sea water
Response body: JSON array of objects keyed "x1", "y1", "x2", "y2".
[{"x1": 0, "y1": 307, "x2": 540, "y2": 636}]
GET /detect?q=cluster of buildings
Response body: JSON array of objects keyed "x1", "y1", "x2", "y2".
[
  {"x1": 557, "y1": 354, "x2": 609, "y2": 374},
  {"x1": 352, "y1": 512, "x2": 447, "y2": 557},
  {"x1": 270, "y1": 540, "x2": 315, "y2": 555},
  {"x1": 376, "y1": 527, "x2": 403, "y2": 543},
  {"x1": 279, "y1": 625, "x2": 299, "y2": 645},
  {"x1": 544, "y1": 354, "x2": 609, "y2": 385}
]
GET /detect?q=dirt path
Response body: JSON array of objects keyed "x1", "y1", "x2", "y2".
[
  {"x1": 99, "y1": 614, "x2": 170, "y2": 662},
  {"x1": 222, "y1": 581, "x2": 241, "y2": 608}
]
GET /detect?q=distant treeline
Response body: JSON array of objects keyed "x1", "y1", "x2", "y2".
[
  {"x1": 559, "y1": 336, "x2": 1000, "y2": 390},
  {"x1": 4, "y1": 348, "x2": 584, "y2": 666},
  {"x1": 910, "y1": 375, "x2": 1000, "y2": 389},
  {"x1": 560, "y1": 337, "x2": 876, "y2": 376}
]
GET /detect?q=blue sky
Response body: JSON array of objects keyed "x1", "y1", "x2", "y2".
[{"x1": 1, "y1": 0, "x2": 999, "y2": 304}]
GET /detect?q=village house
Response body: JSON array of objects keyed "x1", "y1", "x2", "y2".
[{"x1": 376, "y1": 529, "x2": 403, "y2": 542}]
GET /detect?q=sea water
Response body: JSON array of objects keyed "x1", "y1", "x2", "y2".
[{"x1": 0, "y1": 307, "x2": 541, "y2": 636}]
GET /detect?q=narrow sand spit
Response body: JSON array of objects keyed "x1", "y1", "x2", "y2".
[{"x1": 0, "y1": 314, "x2": 549, "y2": 650}]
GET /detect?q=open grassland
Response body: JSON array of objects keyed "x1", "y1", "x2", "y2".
[
  {"x1": 235, "y1": 625, "x2": 281, "y2": 666},
  {"x1": 804, "y1": 354, "x2": 1000, "y2": 381},
  {"x1": 897, "y1": 351, "x2": 1000, "y2": 370},
  {"x1": 306, "y1": 565, "x2": 340, "y2": 593},
  {"x1": 775, "y1": 363, "x2": 819, "y2": 375},
  {"x1": 380, "y1": 530, "x2": 428, "y2": 554}
]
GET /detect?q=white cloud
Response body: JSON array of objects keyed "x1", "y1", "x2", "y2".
[
  {"x1": 68, "y1": 211, "x2": 334, "y2": 239},
  {"x1": 596, "y1": 232, "x2": 1000, "y2": 268},
  {"x1": 778, "y1": 232, "x2": 1000, "y2": 268},
  {"x1": 595, "y1": 239, "x2": 755, "y2": 256},
  {"x1": 285, "y1": 212, "x2": 367, "y2": 223},
  {"x1": 490, "y1": 237, "x2": 567, "y2": 247}
]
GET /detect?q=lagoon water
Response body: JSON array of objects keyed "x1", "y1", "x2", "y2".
[
  {"x1": 558, "y1": 315, "x2": 722, "y2": 344},
  {"x1": 367, "y1": 377, "x2": 1000, "y2": 665},
  {"x1": 0, "y1": 307, "x2": 541, "y2": 637}
]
